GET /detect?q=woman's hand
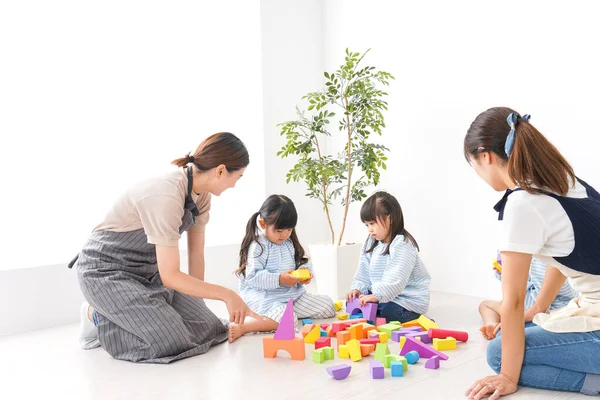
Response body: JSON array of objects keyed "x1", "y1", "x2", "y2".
[
  {"x1": 224, "y1": 290, "x2": 261, "y2": 325},
  {"x1": 279, "y1": 271, "x2": 302, "y2": 287},
  {"x1": 359, "y1": 294, "x2": 379, "y2": 306},
  {"x1": 346, "y1": 289, "x2": 361, "y2": 302},
  {"x1": 465, "y1": 374, "x2": 518, "y2": 400}
]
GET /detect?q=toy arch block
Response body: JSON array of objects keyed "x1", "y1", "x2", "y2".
[
  {"x1": 327, "y1": 364, "x2": 351, "y2": 380},
  {"x1": 346, "y1": 298, "x2": 378, "y2": 322},
  {"x1": 263, "y1": 337, "x2": 305, "y2": 361}
]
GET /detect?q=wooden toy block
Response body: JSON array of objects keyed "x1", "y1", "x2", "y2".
[
  {"x1": 304, "y1": 325, "x2": 321, "y2": 344},
  {"x1": 428, "y1": 328, "x2": 469, "y2": 342},
  {"x1": 433, "y1": 337, "x2": 457, "y2": 351},
  {"x1": 349, "y1": 313, "x2": 363, "y2": 320},
  {"x1": 290, "y1": 269, "x2": 311, "y2": 280},
  {"x1": 405, "y1": 350, "x2": 420, "y2": 364},
  {"x1": 390, "y1": 361, "x2": 404, "y2": 377},
  {"x1": 369, "y1": 360, "x2": 385, "y2": 379},
  {"x1": 346, "y1": 339, "x2": 362, "y2": 362},
  {"x1": 337, "y1": 331, "x2": 351, "y2": 347},
  {"x1": 320, "y1": 328, "x2": 328, "y2": 337},
  {"x1": 349, "y1": 324, "x2": 364, "y2": 340},
  {"x1": 315, "y1": 337, "x2": 331, "y2": 349},
  {"x1": 302, "y1": 324, "x2": 315, "y2": 337},
  {"x1": 338, "y1": 345, "x2": 349, "y2": 358},
  {"x1": 263, "y1": 337, "x2": 305, "y2": 361},
  {"x1": 378, "y1": 323, "x2": 402, "y2": 336},
  {"x1": 301, "y1": 318, "x2": 313, "y2": 326},
  {"x1": 376, "y1": 317, "x2": 386, "y2": 327},
  {"x1": 417, "y1": 315, "x2": 439, "y2": 331},
  {"x1": 312, "y1": 349, "x2": 325, "y2": 364},
  {"x1": 273, "y1": 299, "x2": 295, "y2": 340},
  {"x1": 322, "y1": 346, "x2": 334, "y2": 360},
  {"x1": 320, "y1": 323, "x2": 330, "y2": 330},
  {"x1": 337, "y1": 313, "x2": 349, "y2": 320},
  {"x1": 334, "y1": 300, "x2": 343, "y2": 311},
  {"x1": 390, "y1": 321, "x2": 402, "y2": 326},
  {"x1": 360, "y1": 344, "x2": 375, "y2": 356},
  {"x1": 326, "y1": 364, "x2": 351, "y2": 380},
  {"x1": 406, "y1": 331, "x2": 432, "y2": 344},
  {"x1": 383, "y1": 354, "x2": 405, "y2": 369},
  {"x1": 374, "y1": 343, "x2": 390, "y2": 363},
  {"x1": 359, "y1": 338, "x2": 380, "y2": 346},
  {"x1": 400, "y1": 337, "x2": 449, "y2": 360},
  {"x1": 425, "y1": 355, "x2": 440, "y2": 370},
  {"x1": 377, "y1": 332, "x2": 389, "y2": 343}
]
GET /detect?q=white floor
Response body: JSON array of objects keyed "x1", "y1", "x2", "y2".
[{"x1": 0, "y1": 292, "x2": 590, "y2": 400}]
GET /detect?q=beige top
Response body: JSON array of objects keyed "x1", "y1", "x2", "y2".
[{"x1": 94, "y1": 168, "x2": 210, "y2": 247}]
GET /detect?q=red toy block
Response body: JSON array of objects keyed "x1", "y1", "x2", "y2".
[
  {"x1": 315, "y1": 337, "x2": 332, "y2": 350},
  {"x1": 360, "y1": 338, "x2": 380, "y2": 345},
  {"x1": 428, "y1": 328, "x2": 469, "y2": 342}
]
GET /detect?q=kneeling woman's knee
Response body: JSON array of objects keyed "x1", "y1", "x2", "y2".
[{"x1": 486, "y1": 337, "x2": 502, "y2": 373}]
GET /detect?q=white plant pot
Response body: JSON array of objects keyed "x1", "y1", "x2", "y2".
[{"x1": 308, "y1": 242, "x2": 362, "y2": 301}]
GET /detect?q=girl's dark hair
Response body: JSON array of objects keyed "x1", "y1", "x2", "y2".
[
  {"x1": 464, "y1": 107, "x2": 575, "y2": 195},
  {"x1": 236, "y1": 195, "x2": 308, "y2": 277},
  {"x1": 360, "y1": 191, "x2": 419, "y2": 255},
  {"x1": 171, "y1": 132, "x2": 249, "y2": 173}
]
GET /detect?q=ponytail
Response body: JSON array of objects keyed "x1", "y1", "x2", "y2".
[
  {"x1": 171, "y1": 153, "x2": 195, "y2": 168},
  {"x1": 236, "y1": 212, "x2": 262, "y2": 277}
]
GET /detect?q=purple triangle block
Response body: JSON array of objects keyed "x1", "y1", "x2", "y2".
[
  {"x1": 425, "y1": 355, "x2": 440, "y2": 369},
  {"x1": 406, "y1": 331, "x2": 432, "y2": 344},
  {"x1": 326, "y1": 364, "x2": 352, "y2": 380},
  {"x1": 273, "y1": 298, "x2": 295, "y2": 340},
  {"x1": 400, "y1": 336, "x2": 448, "y2": 360}
]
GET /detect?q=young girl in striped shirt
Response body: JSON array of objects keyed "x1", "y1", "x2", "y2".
[
  {"x1": 228, "y1": 194, "x2": 335, "y2": 342},
  {"x1": 347, "y1": 191, "x2": 431, "y2": 323}
]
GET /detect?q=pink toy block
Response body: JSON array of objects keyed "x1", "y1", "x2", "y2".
[
  {"x1": 406, "y1": 331, "x2": 432, "y2": 344},
  {"x1": 369, "y1": 360, "x2": 385, "y2": 379},
  {"x1": 320, "y1": 324, "x2": 330, "y2": 330},
  {"x1": 428, "y1": 328, "x2": 469, "y2": 342},
  {"x1": 331, "y1": 322, "x2": 347, "y2": 334},
  {"x1": 425, "y1": 355, "x2": 440, "y2": 369},
  {"x1": 346, "y1": 298, "x2": 378, "y2": 322},
  {"x1": 315, "y1": 337, "x2": 331, "y2": 350},
  {"x1": 326, "y1": 364, "x2": 352, "y2": 380},
  {"x1": 400, "y1": 336, "x2": 449, "y2": 360},
  {"x1": 273, "y1": 298, "x2": 295, "y2": 340},
  {"x1": 376, "y1": 317, "x2": 386, "y2": 327}
]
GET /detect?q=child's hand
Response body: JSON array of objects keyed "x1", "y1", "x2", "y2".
[
  {"x1": 279, "y1": 271, "x2": 302, "y2": 287},
  {"x1": 298, "y1": 267, "x2": 313, "y2": 285},
  {"x1": 359, "y1": 294, "x2": 379, "y2": 306},
  {"x1": 347, "y1": 289, "x2": 361, "y2": 302}
]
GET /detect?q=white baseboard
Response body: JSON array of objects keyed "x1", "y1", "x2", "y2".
[{"x1": 0, "y1": 243, "x2": 241, "y2": 336}]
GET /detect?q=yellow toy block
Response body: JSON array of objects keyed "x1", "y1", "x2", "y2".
[
  {"x1": 337, "y1": 313, "x2": 349, "y2": 320},
  {"x1": 304, "y1": 325, "x2": 321, "y2": 344},
  {"x1": 493, "y1": 260, "x2": 502, "y2": 273},
  {"x1": 433, "y1": 337, "x2": 457, "y2": 351},
  {"x1": 346, "y1": 339, "x2": 362, "y2": 362},
  {"x1": 399, "y1": 336, "x2": 406, "y2": 350},
  {"x1": 338, "y1": 344, "x2": 349, "y2": 358},
  {"x1": 417, "y1": 315, "x2": 439, "y2": 331},
  {"x1": 290, "y1": 269, "x2": 311, "y2": 280},
  {"x1": 334, "y1": 300, "x2": 343, "y2": 311},
  {"x1": 377, "y1": 332, "x2": 389, "y2": 344}
]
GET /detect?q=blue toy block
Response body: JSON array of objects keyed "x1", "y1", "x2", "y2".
[
  {"x1": 302, "y1": 319, "x2": 313, "y2": 326},
  {"x1": 320, "y1": 328, "x2": 328, "y2": 337},
  {"x1": 390, "y1": 361, "x2": 404, "y2": 377}
]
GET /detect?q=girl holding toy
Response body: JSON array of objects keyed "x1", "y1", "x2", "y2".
[
  {"x1": 464, "y1": 107, "x2": 600, "y2": 399},
  {"x1": 228, "y1": 194, "x2": 336, "y2": 342},
  {"x1": 346, "y1": 191, "x2": 431, "y2": 323}
]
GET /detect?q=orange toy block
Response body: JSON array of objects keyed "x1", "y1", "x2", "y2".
[
  {"x1": 401, "y1": 319, "x2": 424, "y2": 330},
  {"x1": 360, "y1": 344, "x2": 375, "y2": 356},
  {"x1": 304, "y1": 325, "x2": 321, "y2": 344},
  {"x1": 325, "y1": 325, "x2": 335, "y2": 337},
  {"x1": 337, "y1": 331, "x2": 351, "y2": 348},
  {"x1": 302, "y1": 324, "x2": 315, "y2": 337},
  {"x1": 349, "y1": 324, "x2": 364, "y2": 340},
  {"x1": 263, "y1": 337, "x2": 305, "y2": 361},
  {"x1": 346, "y1": 339, "x2": 362, "y2": 362}
]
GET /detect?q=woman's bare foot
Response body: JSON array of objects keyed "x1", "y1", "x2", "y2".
[
  {"x1": 480, "y1": 323, "x2": 500, "y2": 340},
  {"x1": 228, "y1": 323, "x2": 245, "y2": 343}
]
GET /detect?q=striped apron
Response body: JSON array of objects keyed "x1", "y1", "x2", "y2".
[{"x1": 69, "y1": 168, "x2": 228, "y2": 363}]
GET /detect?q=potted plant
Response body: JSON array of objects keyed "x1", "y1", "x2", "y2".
[{"x1": 278, "y1": 49, "x2": 394, "y2": 299}]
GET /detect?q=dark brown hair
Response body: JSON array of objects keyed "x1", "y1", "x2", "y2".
[
  {"x1": 360, "y1": 191, "x2": 419, "y2": 255},
  {"x1": 171, "y1": 132, "x2": 249, "y2": 172},
  {"x1": 236, "y1": 195, "x2": 308, "y2": 277},
  {"x1": 464, "y1": 107, "x2": 575, "y2": 195}
]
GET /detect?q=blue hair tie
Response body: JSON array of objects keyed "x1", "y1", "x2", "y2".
[{"x1": 505, "y1": 112, "x2": 531, "y2": 157}]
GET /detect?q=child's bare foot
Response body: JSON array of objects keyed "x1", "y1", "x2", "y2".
[
  {"x1": 480, "y1": 323, "x2": 500, "y2": 340},
  {"x1": 228, "y1": 323, "x2": 245, "y2": 343}
]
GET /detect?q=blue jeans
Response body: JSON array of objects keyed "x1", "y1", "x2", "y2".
[
  {"x1": 487, "y1": 324, "x2": 600, "y2": 395},
  {"x1": 376, "y1": 302, "x2": 421, "y2": 323}
]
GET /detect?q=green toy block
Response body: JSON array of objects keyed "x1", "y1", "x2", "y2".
[
  {"x1": 312, "y1": 349, "x2": 325, "y2": 364},
  {"x1": 322, "y1": 347, "x2": 334, "y2": 361},
  {"x1": 374, "y1": 343, "x2": 390, "y2": 363},
  {"x1": 378, "y1": 323, "x2": 402, "y2": 336},
  {"x1": 390, "y1": 361, "x2": 404, "y2": 377},
  {"x1": 390, "y1": 321, "x2": 402, "y2": 326},
  {"x1": 383, "y1": 354, "x2": 404, "y2": 368}
]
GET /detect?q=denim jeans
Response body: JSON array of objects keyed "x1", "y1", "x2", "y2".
[
  {"x1": 487, "y1": 324, "x2": 600, "y2": 395},
  {"x1": 376, "y1": 301, "x2": 421, "y2": 323}
]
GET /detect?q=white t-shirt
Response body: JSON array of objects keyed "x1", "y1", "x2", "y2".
[{"x1": 498, "y1": 180, "x2": 600, "y2": 333}]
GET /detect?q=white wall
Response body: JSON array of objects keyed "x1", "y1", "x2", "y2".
[
  {"x1": 0, "y1": 0, "x2": 265, "y2": 271},
  {"x1": 322, "y1": 0, "x2": 600, "y2": 299}
]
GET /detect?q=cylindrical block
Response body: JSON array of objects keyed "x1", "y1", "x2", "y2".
[{"x1": 428, "y1": 328, "x2": 468, "y2": 342}]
